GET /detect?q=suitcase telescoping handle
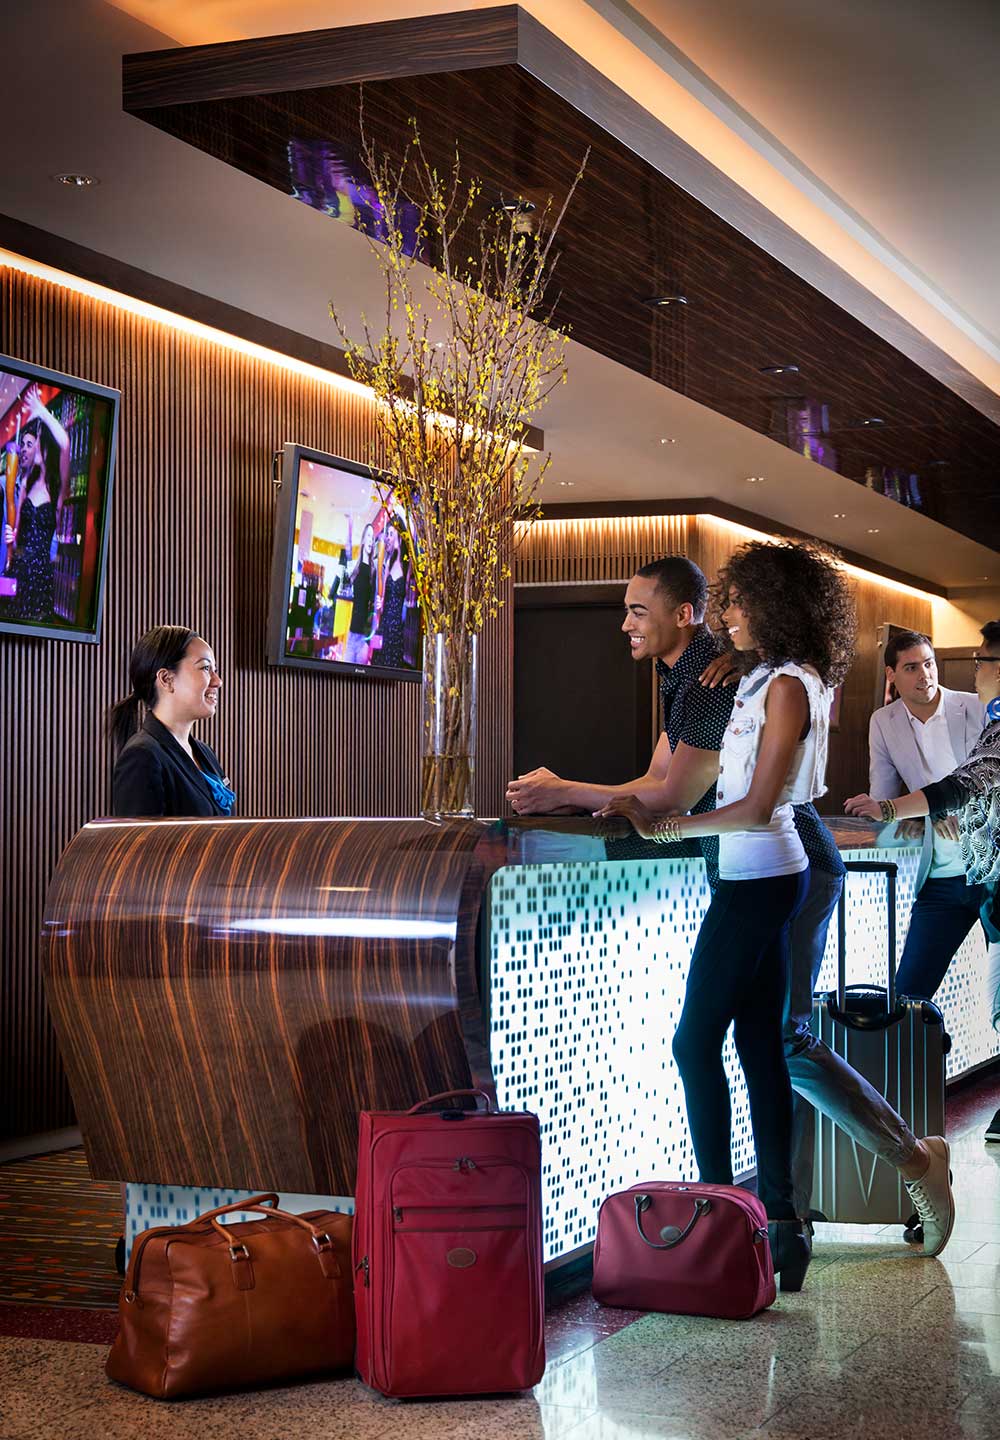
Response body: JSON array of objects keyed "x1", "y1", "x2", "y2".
[
  {"x1": 406, "y1": 1089, "x2": 498, "y2": 1115},
  {"x1": 830, "y1": 860, "x2": 902, "y2": 1030}
]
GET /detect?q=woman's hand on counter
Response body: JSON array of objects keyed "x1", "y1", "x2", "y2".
[
  {"x1": 506, "y1": 767, "x2": 566, "y2": 814},
  {"x1": 593, "y1": 793, "x2": 656, "y2": 837},
  {"x1": 844, "y1": 793, "x2": 883, "y2": 821},
  {"x1": 895, "y1": 818, "x2": 926, "y2": 841}
]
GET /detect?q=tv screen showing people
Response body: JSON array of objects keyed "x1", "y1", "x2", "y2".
[
  {"x1": 0, "y1": 353, "x2": 119, "y2": 643},
  {"x1": 267, "y1": 444, "x2": 422, "y2": 679}
]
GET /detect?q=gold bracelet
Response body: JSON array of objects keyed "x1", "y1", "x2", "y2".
[
  {"x1": 879, "y1": 798, "x2": 897, "y2": 824},
  {"x1": 651, "y1": 817, "x2": 683, "y2": 844}
]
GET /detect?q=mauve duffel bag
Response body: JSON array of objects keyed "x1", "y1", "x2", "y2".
[{"x1": 592, "y1": 1181, "x2": 775, "y2": 1320}]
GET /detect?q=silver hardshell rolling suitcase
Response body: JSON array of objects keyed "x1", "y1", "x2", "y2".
[{"x1": 809, "y1": 861, "x2": 949, "y2": 1225}]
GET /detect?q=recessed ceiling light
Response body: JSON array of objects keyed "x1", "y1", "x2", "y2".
[
  {"x1": 53, "y1": 172, "x2": 100, "y2": 187},
  {"x1": 501, "y1": 198, "x2": 536, "y2": 215},
  {"x1": 745, "y1": 475, "x2": 764, "y2": 483},
  {"x1": 847, "y1": 417, "x2": 885, "y2": 428},
  {"x1": 559, "y1": 480, "x2": 575, "y2": 487},
  {"x1": 643, "y1": 295, "x2": 688, "y2": 308},
  {"x1": 659, "y1": 437, "x2": 677, "y2": 445},
  {"x1": 833, "y1": 512, "x2": 846, "y2": 518},
  {"x1": 759, "y1": 364, "x2": 800, "y2": 376},
  {"x1": 867, "y1": 528, "x2": 880, "y2": 534}
]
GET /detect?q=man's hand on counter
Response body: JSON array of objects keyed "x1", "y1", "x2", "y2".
[
  {"x1": 932, "y1": 815, "x2": 961, "y2": 842},
  {"x1": 506, "y1": 767, "x2": 570, "y2": 814},
  {"x1": 895, "y1": 818, "x2": 926, "y2": 842}
]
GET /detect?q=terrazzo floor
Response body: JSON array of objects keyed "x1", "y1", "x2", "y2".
[{"x1": 3, "y1": 1076, "x2": 1000, "y2": 1440}]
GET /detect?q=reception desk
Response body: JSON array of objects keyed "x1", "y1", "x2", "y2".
[{"x1": 41, "y1": 815, "x2": 997, "y2": 1267}]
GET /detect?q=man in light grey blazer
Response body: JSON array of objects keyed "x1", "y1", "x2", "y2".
[{"x1": 870, "y1": 630, "x2": 987, "y2": 1000}]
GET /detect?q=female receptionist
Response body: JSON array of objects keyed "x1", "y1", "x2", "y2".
[{"x1": 108, "y1": 625, "x2": 235, "y2": 817}]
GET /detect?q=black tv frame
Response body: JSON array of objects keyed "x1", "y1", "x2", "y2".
[
  {"x1": 0, "y1": 352, "x2": 119, "y2": 645},
  {"x1": 267, "y1": 442, "x2": 422, "y2": 681}
]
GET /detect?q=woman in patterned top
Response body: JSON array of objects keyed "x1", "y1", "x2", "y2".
[{"x1": 847, "y1": 619, "x2": 1000, "y2": 1032}]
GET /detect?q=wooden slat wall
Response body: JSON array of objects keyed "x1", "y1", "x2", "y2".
[
  {"x1": 514, "y1": 514, "x2": 692, "y2": 582},
  {"x1": 0, "y1": 266, "x2": 512, "y2": 1141},
  {"x1": 515, "y1": 513, "x2": 932, "y2": 810}
]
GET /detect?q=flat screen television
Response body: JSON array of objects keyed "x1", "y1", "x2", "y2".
[
  {"x1": 0, "y1": 353, "x2": 119, "y2": 643},
  {"x1": 267, "y1": 443, "x2": 422, "y2": 680}
]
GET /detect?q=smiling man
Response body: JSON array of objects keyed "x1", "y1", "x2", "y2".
[
  {"x1": 506, "y1": 556, "x2": 731, "y2": 880},
  {"x1": 869, "y1": 630, "x2": 986, "y2": 1003}
]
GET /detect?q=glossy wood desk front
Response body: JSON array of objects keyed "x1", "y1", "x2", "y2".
[{"x1": 42, "y1": 815, "x2": 992, "y2": 1236}]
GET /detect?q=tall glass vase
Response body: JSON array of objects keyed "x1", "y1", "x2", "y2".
[{"x1": 421, "y1": 631, "x2": 478, "y2": 820}]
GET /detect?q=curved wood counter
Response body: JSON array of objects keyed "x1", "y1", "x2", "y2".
[
  {"x1": 43, "y1": 812, "x2": 944, "y2": 1212},
  {"x1": 42, "y1": 816, "x2": 518, "y2": 1193}
]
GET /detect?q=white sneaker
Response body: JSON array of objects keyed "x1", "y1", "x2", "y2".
[{"x1": 903, "y1": 1136, "x2": 955, "y2": 1257}]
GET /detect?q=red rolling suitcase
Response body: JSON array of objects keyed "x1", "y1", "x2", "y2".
[{"x1": 353, "y1": 1089, "x2": 545, "y2": 1398}]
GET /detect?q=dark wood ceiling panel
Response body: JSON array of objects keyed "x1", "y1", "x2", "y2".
[{"x1": 123, "y1": 6, "x2": 1000, "y2": 553}]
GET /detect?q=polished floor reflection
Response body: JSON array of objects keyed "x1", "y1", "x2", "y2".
[{"x1": 3, "y1": 1080, "x2": 1000, "y2": 1440}]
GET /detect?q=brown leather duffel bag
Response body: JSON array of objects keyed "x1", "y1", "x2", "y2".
[{"x1": 106, "y1": 1194, "x2": 354, "y2": 1398}]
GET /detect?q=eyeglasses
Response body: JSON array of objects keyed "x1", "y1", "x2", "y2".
[{"x1": 973, "y1": 655, "x2": 1000, "y2": 669}]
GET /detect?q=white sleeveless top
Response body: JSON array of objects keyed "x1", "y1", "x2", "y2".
[{"x1": 717, "y1": 662, "x2": 832, "y2": 881}]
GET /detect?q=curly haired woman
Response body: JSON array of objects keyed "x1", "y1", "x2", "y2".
[{"x1": 598, "y1": 539, "x2": 856, "y2": 1291}]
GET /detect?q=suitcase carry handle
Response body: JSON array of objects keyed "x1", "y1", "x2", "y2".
[
  {"x1": 826, "y1": 985, "x2": 908, "y2": 1032},
  {"x1": 406, "y1": 1088, "x2": 497, "y2": 1115},
  {"x1": 835, "y1": 861, "x2": 898, "y2": 1016},
  {"x1": 633, "y1": 1193, "x2": 711, "y2": 1250}
]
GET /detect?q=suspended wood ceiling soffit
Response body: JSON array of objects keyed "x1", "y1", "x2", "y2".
[{"x1": 122, "y1": 4, "x2": 1000, "y2": 555}]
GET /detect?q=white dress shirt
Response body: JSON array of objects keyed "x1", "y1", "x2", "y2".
[{"x1": 905, "y1": 704, "x2": 964, "y2": 878}]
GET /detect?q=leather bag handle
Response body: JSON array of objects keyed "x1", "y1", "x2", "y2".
[
  {"x1": 124, "y1": 1196, "x2": 342, "y2": 1302},
  {"x1": 633, "y1": 1193, "x2": 711, "y2": 1250},
  {"x1": 205, "y1": 1203, "x2": 342, "y2": 1289},
  {"x1": 189, "y1": 1192, "x2": 280, "y2": 1222},
  {"x1": 406, "y1": 1088, "x2": 497, "y2": 1115}
]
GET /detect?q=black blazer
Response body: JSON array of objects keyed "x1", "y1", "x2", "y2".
[{"x1": 112, "y1": 714, "x2": 233, "y2": 818}]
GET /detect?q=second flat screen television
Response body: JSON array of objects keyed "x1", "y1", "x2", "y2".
[{"x1": 268, "y1": 444, "x2": 422, "y2": 679}]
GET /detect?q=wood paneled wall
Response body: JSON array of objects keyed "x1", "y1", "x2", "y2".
[
  {"x1": 515, "y1": 514, "x2": 932, "y2": 809},
  {"x1": 0, "y1": 265, "x2": 511, "y2": 1141}
]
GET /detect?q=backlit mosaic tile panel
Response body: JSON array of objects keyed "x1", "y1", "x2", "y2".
[
  {"x1": 489, "y1": 857, "x2": 733, "y2": 1264},
  {"x1": 815, "y1": 847, "x2": 999, "y2": 1080},
  {"x1": 489, "y1": 852, "x2": 1000, "y2": 1264}
]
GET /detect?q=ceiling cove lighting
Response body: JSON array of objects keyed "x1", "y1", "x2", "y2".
[
  {"x1": 698, "y1": 514, "x2": 930, "y2": 597},
  {"x1": 0, "y1": 249, "x2": 536, "y2": 453},
  {"x1": 1, "y1": 248, "x2": 371, "y2": 399},
  {"x1": 526, "y1": 514, "x2": 940, "y2": 604}
]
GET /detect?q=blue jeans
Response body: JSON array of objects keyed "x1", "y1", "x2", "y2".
[
  {"x1": 894, "y1": 874, "x2": 987, "y2": 1002},
  {"x1": 784, "y1": 867, "x2": 916, "y2": 1215}
]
